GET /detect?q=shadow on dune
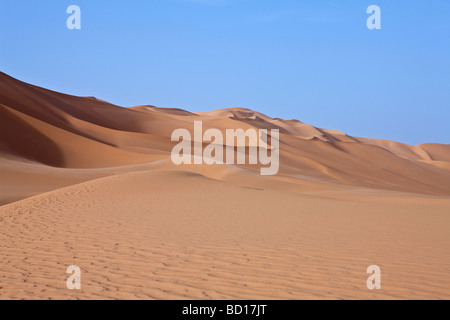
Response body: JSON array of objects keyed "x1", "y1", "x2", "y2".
[{"x1": 0, "y1": 105, "x2": 65, "y2": 167}]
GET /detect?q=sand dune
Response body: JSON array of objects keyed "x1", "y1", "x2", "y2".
[{"x1": 0, "y1": 72, "x2": 449, "y2": 299}]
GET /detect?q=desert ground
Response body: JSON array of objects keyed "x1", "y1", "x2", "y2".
[{"x1": 0, "y1": 72, "x2": 449, "y2": 299}]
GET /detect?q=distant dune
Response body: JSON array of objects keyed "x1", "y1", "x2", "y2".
[{"x1": 0, "y1": 72, "x2": 449, "y2": 299}]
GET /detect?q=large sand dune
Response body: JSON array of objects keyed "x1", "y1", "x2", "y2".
[{"x1": 0, "y1": 72, "x2": 449, "y2": 299}]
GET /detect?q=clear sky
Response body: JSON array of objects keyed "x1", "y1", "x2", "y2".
[{"x1": 0, "y1": 0, "x2": 449, "y2": 145}]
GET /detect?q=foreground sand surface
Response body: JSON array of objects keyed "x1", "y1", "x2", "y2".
[{"x1": 1, "y1": 72, "x2": 449, "y2": 299}]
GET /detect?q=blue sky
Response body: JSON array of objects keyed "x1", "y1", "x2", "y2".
[{"x1": 0, "y1": 0, "x2": 449, "y2": 145}]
